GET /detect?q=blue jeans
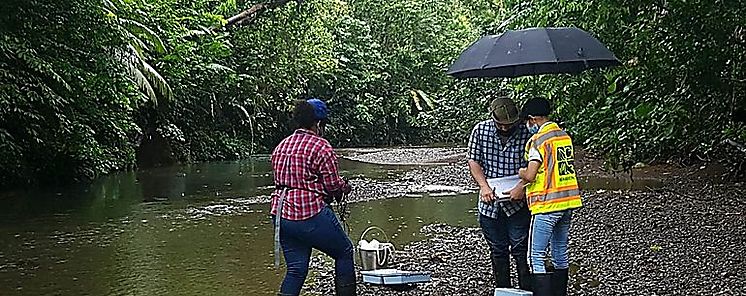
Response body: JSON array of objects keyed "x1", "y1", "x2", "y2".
[
  {"x1": 479, "y1": 205, "x2": 530, "y2": 262},
  {"x1": 528, "y1": 210, "x2": 573, "y2": 273},
  {"x1": 272, "y1": 207, "x2": 355, "y2": 296}
]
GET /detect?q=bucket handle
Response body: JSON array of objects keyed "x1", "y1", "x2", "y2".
[
  {"x1": 359, "y1": 226, "x2": 394, "y2": 266},
  {"x1": 360, "y1": 226, "x2": 389, "y2": 243},
  {"x1": 378, "y1": 243, "x2": 395, "y2": 266}
]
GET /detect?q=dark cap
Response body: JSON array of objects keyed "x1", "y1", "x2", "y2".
[
  {"x1": 520, "y1": 97, "x2": 552, "y2": 119},
  {"x1": 489, "y1": 97, "x2": 520, "y2": 124}
]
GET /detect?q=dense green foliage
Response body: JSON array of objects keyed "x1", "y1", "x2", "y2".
[
  {"x1": 486, "y1": 0, "x2": 746, "y2": 169},
  {"x1": 1, "y1": 0, "x2": 744, "y2": 187}
]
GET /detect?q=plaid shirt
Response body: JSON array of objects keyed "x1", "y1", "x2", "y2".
[
  {"x1": 270, "y1": 129, "x2": 346, "y2": 220},
  {"x1": 467, "y1": 120, "x2": 532, "y2": 218}
]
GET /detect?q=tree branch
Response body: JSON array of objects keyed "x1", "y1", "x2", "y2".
[{"x1": 224, "y1": 0, "x2": 294, "y2": 29}]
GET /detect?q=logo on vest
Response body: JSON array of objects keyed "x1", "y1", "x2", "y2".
[{"x1": 557, "y1": 145, "x2": 576, "y2": 182}]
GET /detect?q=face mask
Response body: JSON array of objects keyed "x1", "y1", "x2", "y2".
[{"x1": 526, "y1": 122, "x2": 539, "y2": 134}]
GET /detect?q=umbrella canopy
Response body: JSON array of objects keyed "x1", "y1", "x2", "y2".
[{"x1": 447, "y1": 27, "x2": 621, "y2": 78}]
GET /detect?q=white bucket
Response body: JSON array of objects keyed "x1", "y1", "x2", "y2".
[{"x1": 358, "y1": 226, "x2": 395, "y2": 271}]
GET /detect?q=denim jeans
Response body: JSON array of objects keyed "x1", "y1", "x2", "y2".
[
  {"x1": 479, "y1": 205, "x2": 531, "y2": 262},
  {"x1": 528, "y1": 209, "x2": 573, "y2": 273},
  {"x1": 272, "y1": 206, "x2": 355, "y2": 296}
]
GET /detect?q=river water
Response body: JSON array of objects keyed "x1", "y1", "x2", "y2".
[{"x1": 0, "y1": 157, "x2": 479, "y2": 296}]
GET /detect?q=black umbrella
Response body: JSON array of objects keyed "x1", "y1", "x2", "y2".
[{"x1": 447, "y1": 27, "x2": 621, "y2": 78}]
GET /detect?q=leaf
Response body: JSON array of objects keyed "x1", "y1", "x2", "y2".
[
  {"x1": 119, "y1": 19, "x2": 167, "y2": 54},
  {"x1": 634, "y1": 103, "x2": 653, "y2": 119},
  {"x1": 103, "y1": 0, "x2": 125, "y2": 11},
  {"x1": 410, "y1": 90, "x2": 423, "y2": 111},
  {"x1": 14, "y1": 47, "x2": 71, "y2": 92},
  {"x1": 216, "y1": 0, "x2": 238, "y2": 15},
  {"x1": 116, "y1": 45, "x2": 172, "y2": 104},
  {"x1": 416, "y1": 89, "x2": 435, "y2": 109},
  {"x1": 124, "y1": 60, "x2": 157, "y2": 102},
  {"x1": 140, "y1": 60, "x2": 173, "y2": 102},
  {"x1": 123, "y1": 30, "x2": 147, "y2": 57},
  {"x1": 607, "y1": 81, "x2": 617, "y2": 94}
]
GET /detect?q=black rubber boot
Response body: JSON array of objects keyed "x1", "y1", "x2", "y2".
[
  {"x1": 551, "y1": 268, "x2": 569, "y2": 296},
  {"x1": 516, "y1": 261, "x2": 533, "y2": 291},
  {"x1": 490, "y1": 256, "x2": 511, "y2": 288},
  {"x1": 532, "y1": 273, "x2": 553, "y2": 296},
  {"x1": 335, "y1": 278, "x2": 357, "y2": 296}
]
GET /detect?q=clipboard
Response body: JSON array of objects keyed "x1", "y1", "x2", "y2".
[{"x1": 487, "y1": 175, "x2": 520, "y2": 203}]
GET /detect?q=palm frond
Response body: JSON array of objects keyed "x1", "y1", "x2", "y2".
[
  {"x1": 123, "y1": 57, "x2": 157, "y2": 102},
  {"x1": 119, "y1": 19, "x2": 166, "y2": 54},
  {"x1": 230, "y1": 102, "x2": 255, "y2": 154},
  {"x1": 139, "y1": 59, "x2": 173, "y2": 102},
  {"x1": 123, "y1": 29, "x2": 148, "y2": 57},
  {"x1": 410, "y1": 89, "x2": 436, "y2": 111},
  {"x1": 410, "y1": 90, "x2": 423, "y2": 111},
  {"x1": 115, "y1": 45, "x2": 172, "y2": 104},
  {"x1": 103, "y1": 0, "x2": 123, "y2": 11},
  {"x1": 416, "y1": 89, "x2": 436, "y2": 109}
]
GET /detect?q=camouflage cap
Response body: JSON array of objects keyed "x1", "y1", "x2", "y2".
[{"x1": 489, "y1": 97, "x2": 520, "y2": 125}]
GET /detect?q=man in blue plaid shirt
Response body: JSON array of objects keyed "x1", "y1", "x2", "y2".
[{"x1": 467, "y1": 97, "x2": 532, "y2": 291}]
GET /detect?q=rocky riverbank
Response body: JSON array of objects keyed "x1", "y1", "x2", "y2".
[{"x1": 303, "y1": 147, "x2": 746, "y2": 296}]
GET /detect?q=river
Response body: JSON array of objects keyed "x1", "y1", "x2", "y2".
[{"x1": 0, "y1": 157, "x2": 479, "y2": 296}]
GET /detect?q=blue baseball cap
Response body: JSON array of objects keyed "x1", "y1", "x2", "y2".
[{"x1": 306, "y1": 98, "x2": 328, "y2": 120}]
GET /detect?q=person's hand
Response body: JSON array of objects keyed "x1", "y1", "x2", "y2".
[
  {"x1": 479, "y1": 184, "x2": 495, "y2": 203},
  {"x1": 503, "y1": 185, "x2": 525, "y2": 202},
  {"x1": 518, "y1": 168, "x2": 527, "y2": 179},
  {"x1": 342, "y1": 180, "x2": 352, "y2": 195}
]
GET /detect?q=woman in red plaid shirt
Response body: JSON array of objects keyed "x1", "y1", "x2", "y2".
[{"x1": 271, "y1": 98, "x2": 354, "y2": 296}]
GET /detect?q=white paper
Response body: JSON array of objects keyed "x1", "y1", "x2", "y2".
[{"x1": 487, "y1": 175, "x2": 520, "y2": 201}]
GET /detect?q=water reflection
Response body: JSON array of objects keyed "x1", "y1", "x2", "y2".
[
  {"x1": 0, "y1": 157, "x2": 455, "y2": 296},
  {"x1": 0, "y1": 193, "x2": 479, "y2": 296},
  {"x1": 345, "y1": 196, "x2": 478, "y2": 246}
]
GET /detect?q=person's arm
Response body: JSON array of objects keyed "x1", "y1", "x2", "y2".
[
  {"x1": 506, "y1": 143, "x2": 541, "y2": 201},
  {"x1": 468, "y1": 160, "x2": 496, "y2": 202},
  {"x1": 520, "y1": 161, "x2": 541, "y2": 182},
  {"x1": 467, "y1": 125, "x2": 495, "y2": 203},
  {"x1": 519, "y1": 144, "x2": 543, "y2": 182},
  {"x1": 316, "y1": 146, "x2": 349, "y2": 201}
]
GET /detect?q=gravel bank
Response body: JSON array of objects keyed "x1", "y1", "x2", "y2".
[
  {"x1": 341, "y1": 147, "x2": 467, "y2": 165},
  {"x1": 307, "y1": 183, "x2": 746, "y2": 295},
  {"x1": 302, "y1": 148, "x2": 746, "y2": 295}
]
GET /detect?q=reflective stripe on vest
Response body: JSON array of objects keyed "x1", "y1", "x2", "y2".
[{"x1": 524, "y1": 122, "x2": 582, "y2": 215}]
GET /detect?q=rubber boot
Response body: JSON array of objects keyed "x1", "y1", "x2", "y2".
[
  {"x1": 532, "y1": 273, "x2": 553, "y2": 296},
  {"x1": 334, "y1": 277, "x2": 357, "y2": 296},
  {"x1": 490, "y1": 256, "x2": 511, "y2": 288},
  {"x1": 516, "y1": 261, "x2": 533, "y2": 291},
  {"x1": 551, "y1": 269, "x2": 569, "y2": 296}
]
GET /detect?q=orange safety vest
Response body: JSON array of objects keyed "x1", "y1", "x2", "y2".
[{"x1": 524, "y1": 122, "x2": 582, "y2": 215}]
